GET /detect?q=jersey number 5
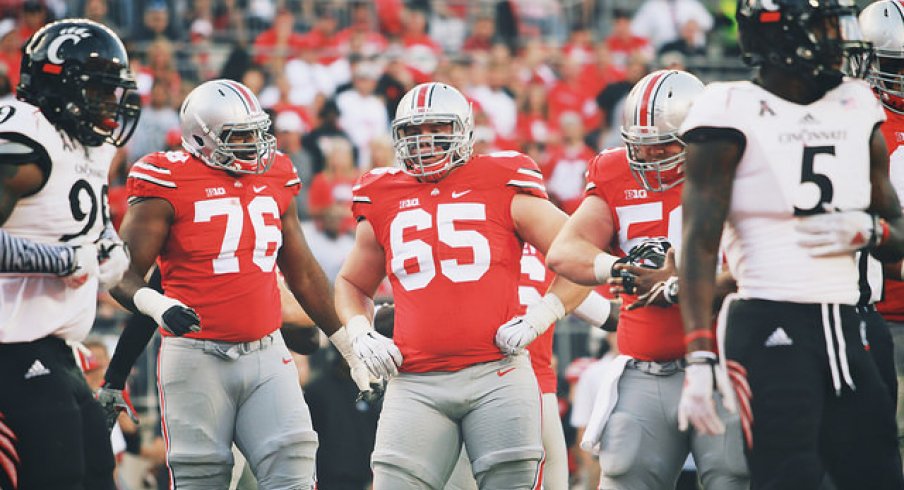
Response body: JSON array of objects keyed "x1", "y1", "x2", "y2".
[
  {"x1": 794, "y1": 145, "x2": 835, "y2": 216},
  {"x1": 194, "y1": 196, "x2": 282, "y2": 274},
  {"x1": 390, "y1": 203, "x2": 490, "y2": 291}
]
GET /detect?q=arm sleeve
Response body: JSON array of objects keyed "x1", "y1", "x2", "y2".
[
  {"x1": 0, "y1": 229, "x2": 76, "y2": 275},
  {"x1": 104, "y1": 268, "x2": 163, "y2": 389}
]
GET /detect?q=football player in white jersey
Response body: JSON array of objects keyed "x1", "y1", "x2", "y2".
[
  {"x1": 0, "y1": 19, "x2": 139, "y2": 490},
  {"x1": 677, "y1": 1, "x2": 904, "y2": 489}
]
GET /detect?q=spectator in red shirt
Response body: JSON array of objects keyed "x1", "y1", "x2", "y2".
[
  {"x1": 17, "y1": 0, "x2": 49, "y2": 43},
  {"x1": 548, "y1": 56, "x2": 601, "y2": 132},
  {"x1": 401, "y1": 8, "x2": 442, "y2": 83},
  {"x1": 307, "y1": 138, "x2": 360, "y2": 233},
  {"x1": 605, "y1": 8, "x2": 653, "y2": 70},
  {"x1": 462, "y1": 14, "x2": 496, "y2": 54},
  {"x1": 304, "y1": 5, "x2": 341, "y2": 65},
  {"x1": 544, "y1": 112, "x2": 595, "y2": 214},
  {"x1": 334, "y1": 2, "x2": 388, "y2": 59},
  {"x1": 516, "y1": 80, "x2": 553, "y2": 147},
  {"x1": 579, "y1": 44, "x2": 627, "y2": 105},
  {"x1": 252, "y1": 7, "x2": 307, "y2": 67},
  {"x1": 0, "y1": 18, "x2": 20, "y2": 90}
]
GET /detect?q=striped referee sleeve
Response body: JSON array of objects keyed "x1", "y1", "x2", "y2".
[{"x1": 0, "y1": 229, "x2": 75, "y2": 275}]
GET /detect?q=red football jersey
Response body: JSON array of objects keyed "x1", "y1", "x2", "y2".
[
  {"x1": 521, "y1": 244, "x2": 557, "y2": 394},
  {"x1": 879, "y1": 110, "x2": 904, "y2": 321},
  {"x1": 352, "y1": 152, "x2": 548, "y2": 373},
  {"x1": 585, "y1": 147, "x2": 685, "y2": 361},
  {"x1": 127, "y1": 150, "x2": 302, "y2": 342}
]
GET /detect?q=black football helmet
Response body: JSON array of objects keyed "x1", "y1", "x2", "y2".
[
  {"x1": 736, "y1": 0, "x2": 871, "y2": 89},
  {"x1": 17, "y1": 19, "x2": 140, "y2": 147}
]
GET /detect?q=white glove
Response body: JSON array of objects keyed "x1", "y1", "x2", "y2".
[
  {"x1": 346, "y1": 315, "x2": 403, "y2": 379},
  {"x1": 61, "y1": 244, "x2": 99, "y2": 288},
  {"x1": 96, "y1": 227, "x2": 130, "y2": 291},
  {"x1": 495, "y1": 293, "x2": 565, "y2": 355},
  {"x1": 329, "y1": 327, "x2": 379, "y2": 393},
  {"x1": 795, "y1": 211, "x2": 879, "y2": 257},
  {"x1": 678, "y1": 352, "x2": 737, "y2": 435}
]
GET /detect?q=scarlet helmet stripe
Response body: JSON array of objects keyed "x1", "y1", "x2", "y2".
[
  {"x1": 415, "y1": 84, "x2": 429, "y2": 111},
  {"x1": 228, "y1": 80, "x2": 260, "y2": 112},
  {"x1": 636, "y1": 70, "x2": 668, "y2": 127},
  {"x1": 219, "y1": 80, "x2": 252, "y2": 115}
]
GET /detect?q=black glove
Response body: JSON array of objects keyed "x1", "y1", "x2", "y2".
[
  {"x1": 612, "y1": 238, "x2": 672, "y2": 295},
  {"x1": 161, "y1": 306, "x2": 201, "y2": 336},
  {"x1": 95, "y1": 383, "x2": 139, "y2": 432},
  {"x1": 356, "y1": 377, "x2": 387, "y2": 403}
]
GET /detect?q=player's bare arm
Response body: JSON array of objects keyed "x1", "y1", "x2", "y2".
[
  {"x1": 110, "y1": 197, "x2": 174, "y2": 309},
  {"x1": 277, "y1": 199, "x2": 343, "y2": 336},
  {"x1": 679, "y1": 136, "x2": 743, "y2": 353},
  {"x1": 546, "y1": 195, "x2": 617, "y2": 286},
  {"x1": 0, "y1": 161, "x2": 42, "y2": 224},
  {"x1": 511, "y1": 193, "x2": 591, "y2": 311},
  {"x1": 868, "y1": 126, "x2": 904, "y2": 263},
  {"x1": 334, "y1": 219, "x2": 387, "y2": 324}
]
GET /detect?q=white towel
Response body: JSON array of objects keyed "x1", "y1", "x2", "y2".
[{"x1": 580, "y1": 354, "x2": 631, "y2": 454}]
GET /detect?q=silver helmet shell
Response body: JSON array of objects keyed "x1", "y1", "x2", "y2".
[
  {"x1": 860, "y1": 0, "x2": 904, "y2": 113},
  {"x1": 620, "y1": 70, "x2": 704, "y2": 192},
  {"x1": 180, "y1": 79, "x2": 276, "y2": 174}
]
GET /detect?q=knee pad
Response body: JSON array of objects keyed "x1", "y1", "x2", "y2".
[
  {"x1": 373, "y1": 460, "x2": 438, "y2": 490},
  {"x1": 169, "y1": 462, "x2": 234, "y2": 489},
  {"x1": 247, "y1": 430, "x2": 318, "y2": 490},
  {"x1": 475, "y1": 459, "x2": 541, "y2": 490},
  {"x1": 598, "y1": 412, "x2": 643, "y2": 477}
]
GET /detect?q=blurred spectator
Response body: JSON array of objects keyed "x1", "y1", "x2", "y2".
[
  {"x1": 300, "y1": 202, "x2": 355, "y2": 283},
  {"x1": 241, "y1": 63, "x2": 268, "y2": 96},
  {"x1": 18, "y1": 0, "x2": 50, "y2": 42},
  {"x1": 462, "y1": 14, "x2": 496, "y2": 55},
  {"x1": 469, "y1": 60, "x2": 517, "y2": 147},
  {"x1": 594, "y1": 54, "x2": 650, "y2": 149},
  {"x1": 659, "y1": 19, "x2": 708, "y2": 58},
  {"x1": 307, "y1": 137, "x2": 360, "y2": 224},
  {"x1": 374, "y1": 0, "x2": 404, "y2": 37},
  {"x1": 517, "y1": 39, "x2": 557, "y2": 88},
  {"x1": 284, "y1": 48, "x2": 338, "y2": 107},
  {"x1": 261, "y1": 73, "x2": 314, "y2": 125},
  {"x1": 335, "y1": 62, "x2": 389, "y2": 169},
  {"x1": 304, "y1": 350, "x2": 381, "y2": 490},
  {"x1": 0, "y1": 18, "x2": 20, "y2": 89},
  {"x1": 127, "y1": 79, "x2": 179, "y2": 161},
  {"x1": 544, "y1": 112, "x2": 595, "y2": 214},
  {"x1": 275, "y1": 110, "x2": 313, "y2": 216},
  {"x1": 630, "y1": 0, "x2": 713, "y2": 50},
  {"x1": 252, "y1": 7, "x2": 307, "y2": 67},
  {"x1": 368, "y1": 135, "x2": 395, "y2": 169},
  {"x1": 548, "y1": 56, "x2": 601, "y2": 133},
  {"x1": 185, "y1": 18, "x2": 219, "y2": 82},
  {"x1": 375, "y1": 54, "x2": 412, "y2": 120},
  {"x1": 513, "y1": 0, "x2": 566, "y2": 44},
  {"x1": 562, "y1": 24, "x2": 594, "y2": 66},
  {"x1": 335, "y1": 3, "x2": 388, "y2": 59},
  {"x1": 578, "y1": 45, "x2": 626, "y2": 107},
  {"x1": 429, "y1": 0, "x2": 467, "y2": 53},
  {"x1": 304, "y1": 4, "x2": 341, "y2": 65},
  {"x1": 516, "y1": 80, "x2": 553, "y2": 146},
  {"x1": 400, "y1": 8, "x2": 442, "y2": 84},
  {"x1": 302, "y1": 99, "x2": 355, "y2": 175},
  {"x1": 82, "y1": 0, "x2": 128, "y2": 38},
  {"x1": 139, "y1": 38, "x2": 182, "y2": 98},
  {"x1": 133, "y1": 0, "x2": 179, "y2": 43},
  {"x1": 605, "y1": 8, "x2": 654, "y2": 70},
  {"x1": 570, "y1": 334, "x2": 617, "y2": 490}
]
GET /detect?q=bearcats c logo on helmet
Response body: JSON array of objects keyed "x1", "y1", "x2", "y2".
[{"x1": 46, "y1": 26, "x2": 91, "y2": 65}]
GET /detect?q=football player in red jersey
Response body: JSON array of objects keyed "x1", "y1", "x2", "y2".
[
  {"x1": 334, "y1": 82, "x2": 591, "y2": 489},
  {"x1": 97, "y1": 80, "x2": 370, "y2": 490},
  {"x1": 546, "y1": 70, "x2": 750, "y2": 490},
  {"x1": 860, "y1": 0, "x2": 904, "y2": 460}
]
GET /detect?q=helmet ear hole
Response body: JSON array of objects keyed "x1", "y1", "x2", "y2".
[{"x1": 193, "y1": 135, "x2": 204, "y2": 147}]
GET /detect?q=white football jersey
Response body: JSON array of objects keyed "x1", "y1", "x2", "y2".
[
  {"x1": 681, "y1": 79, "x2": 885, "y2": 304},
  {"x1": 0, "y1": 99, "x2": 115, "y2": 342}
]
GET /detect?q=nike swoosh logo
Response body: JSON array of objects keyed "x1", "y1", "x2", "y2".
[
  {"x1": 451, "y1": 190, "x2": 472, "y2": 199},
  {"x1": 496, "y1": 367, "x2": 516, "y2": 377},
  {"x1": 253, "y1": 185, "x2": 268, "y2": 193},
  {"x1": 282, "y1": 358, "x2": 293, "y2": 364}
]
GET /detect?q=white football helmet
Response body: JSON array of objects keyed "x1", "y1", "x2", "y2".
[
  {"x1": 621, "y1": 70, "x2": 704, "y2": 192},
  {"x1": 180, "y1": 79, "x2": 276, "y2": 174},
  {"x1": 392, "y1": 82, "x2": 474, "y2": 181},
  {"x1": 859, "y1": 0, "x2": 904, "y2": 114}
]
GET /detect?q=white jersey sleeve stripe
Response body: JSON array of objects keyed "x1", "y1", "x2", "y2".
[
  {"x1": 285, "y1": 178, "x2": 301, "y2": 187},
  {"x1": 516, "y1": 168, "x2": 544, "y2": 179},
  {"x1": 128, "y1": 171, "x2": 177, "y2": 188},
  {"x1": 506, "y1": 180, "x2": 546, "y2": 191},
  {"x1": 131, "y1": 161, "x2": 173, "y2": 174},
  {"x1": 352, "y1": 196, "x2": 372, "y2": 204}
]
